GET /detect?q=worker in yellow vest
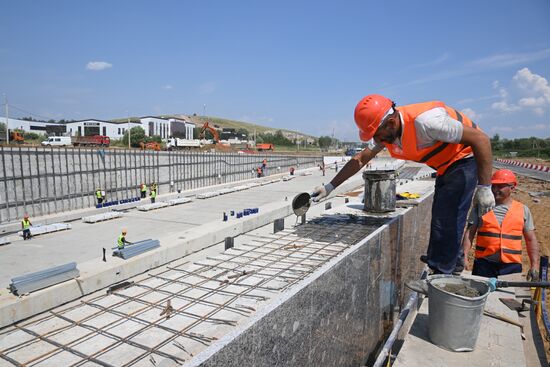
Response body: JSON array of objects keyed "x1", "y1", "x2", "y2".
[
  {"x1": 140, "y1": 183, "x2": 147, "y2": 199},
  {"x1": 312, "y1": 95, "x2": 494, "y2": 275},
  {"x1": 117, "y1": 229, "x2": 131, "y2": 250},
  {"x1": 463, "y1": 169, "x2": 540, "y2": 280},
  {"x1": 21, "y1": 214, "x2": 32, "y2": 240},
  {"x1": 150, "y1": 187, "x2": 157, "y2": 203},
  {"x1": 95, "y1": 188, "x2": 104, "y2": 204}
]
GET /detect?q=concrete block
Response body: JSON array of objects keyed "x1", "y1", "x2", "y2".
[
  {"x1": 167, "y1": 197, "x2": 192, "y2": 206},
  {"x1": 136, "y1": 202, "x2": 170, "y2": 211},
  {"x1": 196, "y1": 192, "x2": 221, "y2": 199},
  {"x1": 0, "y1": 237, "x2": 9, "y2": 246},
  {"x1": 82, "y1": 211, "x2": 123, "y2": 223},
  {"x1": 17, "y1": 223, "x2": 71, "y2": 237}
]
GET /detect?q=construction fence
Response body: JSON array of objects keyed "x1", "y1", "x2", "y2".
[{"x1": 0, "y1": 147, "x2": 323, "y2": 223}]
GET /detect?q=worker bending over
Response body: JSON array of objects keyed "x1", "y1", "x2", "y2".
[
  {"x1": 312, "y1": 95, "x2": 494, "y2": 275},
  {"x1": 21, "y1": 214, "x2": 32, "y2": 240},
  {"x1": 117, "y1": 229, "x2": 132, "y2": 250},
  {"x1": 463, "y1": 169, "x2": 540, "y2": 280}
]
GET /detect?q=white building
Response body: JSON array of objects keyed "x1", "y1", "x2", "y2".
[
  {"x1": 2, "y1": 115, "x2": 196, "y2": 141},
  {"x1": 0, "y1": 117, "x2": 67, "y2": 136},
  {"x1": 65, "y1": 119, "x2": 141, "y2": 139}
]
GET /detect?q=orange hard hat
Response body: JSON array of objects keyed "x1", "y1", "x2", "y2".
[
  {"x1": 354, "y1": 94, "x2": 394, "y2": 142},
  {"x1": 491, "y1": 169, "x2": 517, "y2": 186}
]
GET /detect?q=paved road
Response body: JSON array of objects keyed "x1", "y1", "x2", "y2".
[{"x1": 493, "y1": 161, "x2": 550, "y2": 182}]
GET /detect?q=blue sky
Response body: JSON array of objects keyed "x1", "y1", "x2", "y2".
[{"x1": 1, "y1": 0, "x2": 550, "y2": 141}]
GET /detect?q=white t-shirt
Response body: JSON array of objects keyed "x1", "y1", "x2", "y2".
[{"x1": 369, "y1": 107, "x2": 464, "y2": 150}]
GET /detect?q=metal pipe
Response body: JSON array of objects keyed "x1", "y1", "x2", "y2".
[{"x1": 373, "y1": 269, "x2": 428, "y2": 367}]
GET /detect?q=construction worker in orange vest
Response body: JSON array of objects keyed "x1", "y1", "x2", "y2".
[
  {"x1": 462, "y1": 169, "x2": 540, "y2": 280},
  {"x1": 312, "y1": 95, "x2": 494, "y2": 275}
]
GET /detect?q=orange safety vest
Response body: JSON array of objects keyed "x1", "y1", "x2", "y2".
[
  {"x1": 384, "y1": 101, "x2": 479, "y2": 176},
  {"x1": 475, "y1": 200, "x2": 524, "y2": 263}
]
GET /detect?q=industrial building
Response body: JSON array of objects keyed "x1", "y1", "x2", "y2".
[{"x1": 0, "y1": 116, "x2": 196, "y2": 141}]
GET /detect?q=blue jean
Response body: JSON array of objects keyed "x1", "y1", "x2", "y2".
[
  {"x1": 472, "y1": 257, "x2": 522, "y2": 278},
  {"x1": 426, "y1": 157, "x2": 477, "y2": 274}
]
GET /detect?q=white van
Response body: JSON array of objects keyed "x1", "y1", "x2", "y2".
[{"x1": 41, "y1": 136, "x2": 72, "y2": 147}]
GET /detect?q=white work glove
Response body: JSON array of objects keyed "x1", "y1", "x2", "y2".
[
  {"x1": 474, "y1": 185, "x2": 495, "y2": 216},
  {"x1": 311, "y1": 183, "x2": 334, "y2": 202}
]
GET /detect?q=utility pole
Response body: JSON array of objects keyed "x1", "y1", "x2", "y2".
[
  {"x1": 3, "y1": 94, "x2": 8, "y2": 143},
  {"x1": 127, "y1": 111, "x2": 131, "y2": 149}
]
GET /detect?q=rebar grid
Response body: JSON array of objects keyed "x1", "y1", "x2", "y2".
[{"x1": 0, "y1": 215, "x2": 382, "y2": 366}]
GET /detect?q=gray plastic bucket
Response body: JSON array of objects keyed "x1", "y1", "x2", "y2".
[
  {"x1": 427, "y1": 275, "x2": 490, "y2": 352},
  {"x1": 362, "y1": 170, "x2": 396, "y2": 212}
]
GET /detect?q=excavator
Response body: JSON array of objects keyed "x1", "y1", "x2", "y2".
[
  {"x1": 199, "y1": 122, "x2": 231, "y2": 150},
  {"x1": 198, "y1": 121, "x2": 221, "y2": 143},
  {"x1": 0, "y1": 131, "x2": 25, "y2": 144},
  {"x1": 139, "y1": 141, "x2": 161, "y2": 151}
]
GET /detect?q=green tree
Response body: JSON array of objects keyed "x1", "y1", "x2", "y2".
[
  {"x1": 318, "y1": 136, "x2": 333, "y2": 149},
  {"x1": 122, "y1": 126, "x2": 146, "y2": 147}
]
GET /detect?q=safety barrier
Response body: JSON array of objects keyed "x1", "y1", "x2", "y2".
[
  {"x1": 96, "y1": 197, "x2": 141, "y2": 208},
  {"x1": 9, "y1": 262, "x2": 79, "y2": 295},
  {"x1": 112, "y1": 239, "x2": 160, "y2": 259},
  {"x1": 496, "y1": 158, "x2": 550, "y2": 172}
]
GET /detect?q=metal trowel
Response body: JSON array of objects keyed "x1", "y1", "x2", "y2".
[{"x1": 292, "y1": 192, "x2": 311, "y2": 216}]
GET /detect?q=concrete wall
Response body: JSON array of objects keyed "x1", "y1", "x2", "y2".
[
  {"x1": 0, "y1": 147, "x2": 322, "y2": 223},
  {"x1": 190, "y1": 195, "x2": 432, "y2": 367}
]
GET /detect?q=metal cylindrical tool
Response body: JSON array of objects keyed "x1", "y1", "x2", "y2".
[{"x1": 363, "y1": 169, "x2": 396, "y2": 212}]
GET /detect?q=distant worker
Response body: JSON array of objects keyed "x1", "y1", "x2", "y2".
[
  {"x1": 290, "y1": 167, "x2": 295, "y2": 176},
  {"x1": 95, "y1": 188, "x2": 105, "y2": 205},
  {"x1": 140, "y1": 183, "x2": 147, "y2": 199},
  {"x1": 117, "y1": 229, "x2": 131, "y2": 250},
  {"x1": 150, "y1": 187, "x2": 157, "y2": 203},
  {"x1": 463, "y1": 169, "x2": 540, "y2": 280},
  {"x1": 150, "y1": 181, "x2": 158, "y2": 194},
  {"x1": 312, "y1": 94, "x2": 494, "y2": 275},
  {"x1": 21, "y1": 214, "x2": 32, "y2": 240},
  {"x1": 262, "y1": 159, "x2": 268, "y2": 177},
  {"x1": 256, "y1": 166, "x2": 263, "y2": 178}
]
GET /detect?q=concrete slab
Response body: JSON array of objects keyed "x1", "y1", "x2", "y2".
[{"x1": 0, "y1": 168, "x2": 364, "y2": 288}]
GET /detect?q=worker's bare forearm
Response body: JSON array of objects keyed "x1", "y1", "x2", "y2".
[
  {"x1": 329, "y1": 147, "x2": 379, "y2": 188},
  {"x1": 524, "y1": 230, "x2": 540, "y2": 269},
  {"x1": 462, "y1": 225, "x2": 477, "y2": 255},
  {"x1": 460, "y1": 127, "x2": 493, "y2": 185}
]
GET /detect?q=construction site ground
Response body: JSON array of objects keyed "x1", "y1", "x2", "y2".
[{"x1": 0, "y1": 167, "x2": 348, "y2": 289}]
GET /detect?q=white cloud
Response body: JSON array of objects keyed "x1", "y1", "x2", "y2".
[
  {"x1": 407, "y1": 53, "x2": 450, "y2": 69},
  {"x1": 461, "y1": 108, "x2": 481, "y2": 120},
  {"x1": 469, "y1": 48, "x2": 550, "y2": 68},
  {"x1": 491, "y1": 123, "x2": 550, "y2": 133},
  {"x1": 491, "y1": 68, "x2": 550, "y2": 116},
  {"x1": 162, "y1": 84, "x2": 173, "y2": 90},
  {"x1": 86, "y1": 61, "x2": 112, "y2": 71}
]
